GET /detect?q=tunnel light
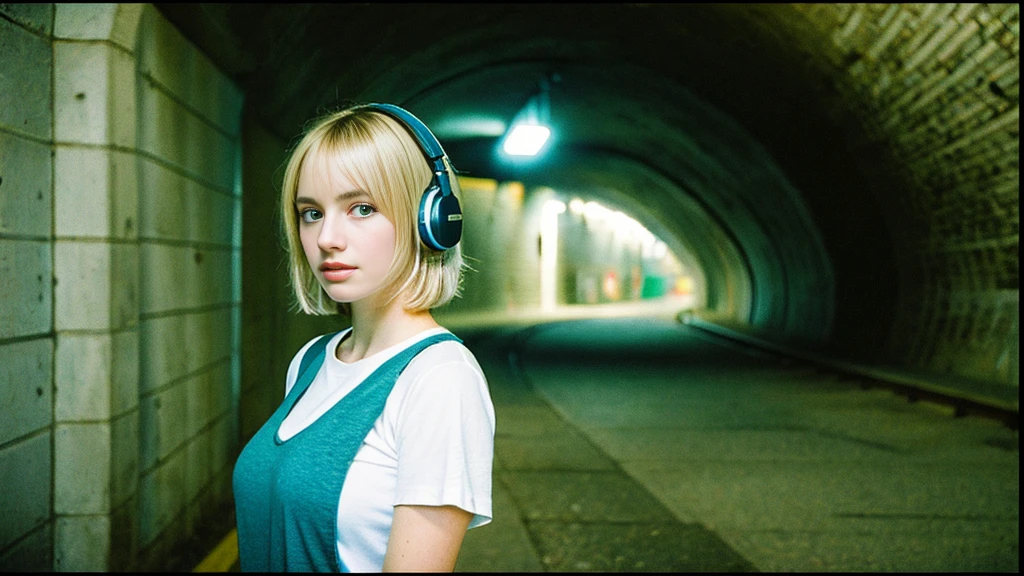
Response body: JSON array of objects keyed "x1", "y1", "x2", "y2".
[
  {"x1": 502, "y1": 124, "x2": 551, "y2": 156},
  {"x1": 544, "y1": 199, "x2": 567, "y2": 215},
  {"x1": 582, "y1": 201, "x2": 609, "y2": 222},
  {"x1": 647, "y1": 239, "x2": 668, "y2": 260},
  {"x1": 500, "y1": 75, "x2": 557, "y2": 158}
]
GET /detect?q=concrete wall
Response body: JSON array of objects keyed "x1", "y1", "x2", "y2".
[
  {"x1": 133, "y1": 4, "x2": 243, "y2": 570},
  {"x1": 0, "y1": 5, "x2": 56, "y2": 571},
  {"x1": 0, "y1": 4, "x2": 244, "y2": 570}
]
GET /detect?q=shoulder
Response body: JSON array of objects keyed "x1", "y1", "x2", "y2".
[
  {"x1": 389, "y1": 338, "x2": 495, "y2": 450},
  {"x1": 391, "y1": 338, "x2": 492, "y2": 418},
  {"x1": 405, "y1": 339, "x2": 487, "y2": 389}
]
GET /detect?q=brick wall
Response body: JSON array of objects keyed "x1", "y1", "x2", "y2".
[{"x1": 788, "y1": 4, "x2": 1018, "y2": 386}]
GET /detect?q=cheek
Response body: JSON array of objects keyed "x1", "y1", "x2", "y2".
[
  {"x1": 382, "y1": 228, "x2": 397, "y2": 259},
  {"x1": 368, "y1": 218, "x2": 398, "y2": 262},
  {"x1": 383, "y1": 227, "x2": 399, "y2": 266}
]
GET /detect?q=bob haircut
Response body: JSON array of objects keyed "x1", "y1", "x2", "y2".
[{"x1": 280, "y1": 105, "x2": 465, "y2": 316}]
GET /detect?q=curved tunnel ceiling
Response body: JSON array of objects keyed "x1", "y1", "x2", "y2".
[
  {"x1": 157, "y1": 3, "x2": 911, "y2": 354},
  {"x1": 405, "y1": 60, "x2": 836, "y2": 336}
]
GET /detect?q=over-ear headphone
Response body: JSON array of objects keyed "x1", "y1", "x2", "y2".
[{"x1": 362, "y1": 103, "x2": 463, "y2": 251}]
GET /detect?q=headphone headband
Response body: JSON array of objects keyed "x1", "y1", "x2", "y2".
[
  {"x1": 365, "y1": 103, "x2": 446, "y2": 160},
  {"x1": 361, "y1": 103, "x2": 462, "y2": 250},
  {"x1": 364, "y1": 103, "x2": 454, "y2": 199}
]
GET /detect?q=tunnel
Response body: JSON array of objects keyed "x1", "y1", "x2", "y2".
[{"x1": 0, "y1": 3, "x2": 1018, "y2": 572}]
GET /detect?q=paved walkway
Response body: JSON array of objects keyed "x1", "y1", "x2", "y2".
[{"x1": 455, "y1": 318, "x2": 1019, "y2": 572}]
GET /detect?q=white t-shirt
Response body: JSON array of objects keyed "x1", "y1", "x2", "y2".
[{"x1": 278, "y1": 327, "x2": 494, "y2": 572}]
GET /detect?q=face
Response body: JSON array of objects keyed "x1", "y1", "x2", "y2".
[{"x1": 295, "y1": 156, "x2": 397, "y2": 307}]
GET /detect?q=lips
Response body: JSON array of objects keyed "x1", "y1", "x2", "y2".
[
  {"x1": 321, "y1": 261, "x2": 356, "y2": 282},
  {"x1": 321, "y1": 261, "x2": 355, "y2": 271}
]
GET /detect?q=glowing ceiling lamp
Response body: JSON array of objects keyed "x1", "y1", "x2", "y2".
[
  {"x1": 502, "y1": 124, "x2": 551, "y2": 156},
  {"x1": 500, "y1": 75, "x2": 557, "y2": 157}
]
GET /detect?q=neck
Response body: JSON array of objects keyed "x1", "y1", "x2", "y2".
[{"x1": 340, "y1": 294, "x2": 439, "y2": 363}]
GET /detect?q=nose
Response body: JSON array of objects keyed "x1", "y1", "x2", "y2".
[{"x1": 316, "y1": 213, "x2": 347, "y2": 252}]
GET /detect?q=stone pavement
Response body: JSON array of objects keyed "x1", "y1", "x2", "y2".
[{"x1": 455, "y1": 318, "x2": 1019, "y2": 572}]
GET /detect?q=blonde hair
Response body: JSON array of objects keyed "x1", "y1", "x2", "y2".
[{"x1": 280, "y1": 105, "x2": 464, "y2": 315}]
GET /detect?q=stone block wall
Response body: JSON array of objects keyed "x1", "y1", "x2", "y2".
[
  {"x1": 0, "y1": 4, "x2": 244, "y2": 571},
  {"x1": 50, "y1": 6, "x2": 144, "y2": 569}
]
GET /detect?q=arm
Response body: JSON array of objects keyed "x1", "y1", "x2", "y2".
[{"x1": 382, "y1": 504, "x2": 473, "y2": 572}]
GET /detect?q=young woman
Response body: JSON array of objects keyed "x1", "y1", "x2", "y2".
[{"x1": 232, "y1": 103, "x2": 494, "y2": 572}]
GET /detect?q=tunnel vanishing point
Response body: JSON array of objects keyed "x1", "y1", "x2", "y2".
[{"x1": 0, "y1": 3, "x2": 1018, "y2": 571}]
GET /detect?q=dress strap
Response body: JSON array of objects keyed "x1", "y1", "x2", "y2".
[{"x1": 296, "y1": 331, "x2": 340, "y2": 389}]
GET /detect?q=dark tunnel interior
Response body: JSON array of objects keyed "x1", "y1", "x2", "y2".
[
  {"x1": 155, "y1": 3, "x2": 1017, "y2": 387},
  {"x1": 1, "y1": 3, "x2": 1015, "y2": 572}
]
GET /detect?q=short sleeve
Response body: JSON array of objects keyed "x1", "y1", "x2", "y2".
[{"x1": 393, "y1": 359, "x2": 495, "y2": 528}]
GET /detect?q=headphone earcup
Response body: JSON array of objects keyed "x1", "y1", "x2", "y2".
[{"x1": 418, "y1": 186, "x2": 463, "y2": 251}]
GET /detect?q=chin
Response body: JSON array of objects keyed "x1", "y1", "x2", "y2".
[
  {"x1": 319, "y1": 278, "x2": 390, "y2": 306},
  {"x1": 322, "y1": 286, "x2": 375, "y2": 305},
  {"x1": 324, "y1": 291, "x2": 359, "y2": 304}
]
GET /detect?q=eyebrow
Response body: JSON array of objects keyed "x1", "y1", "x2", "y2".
[{"x1": 294, "y1": 189, "x2": 369, "y2": 206}]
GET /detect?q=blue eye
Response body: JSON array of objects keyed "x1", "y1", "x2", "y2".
[
  {"x1": 300, "y1": 208, "x2": 323, "y2": 223},
  {"x1": 352, "y1": 204, "x2": 376, "y2": 218}
]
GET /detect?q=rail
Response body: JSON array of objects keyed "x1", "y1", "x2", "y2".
[{"x1": 678, "y1": 311, "x2": 1018, "y2": 430}]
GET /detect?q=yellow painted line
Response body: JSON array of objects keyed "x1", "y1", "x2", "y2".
[{"x1": 193, "y1": 528, "x2": 238, "y2": 573}]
